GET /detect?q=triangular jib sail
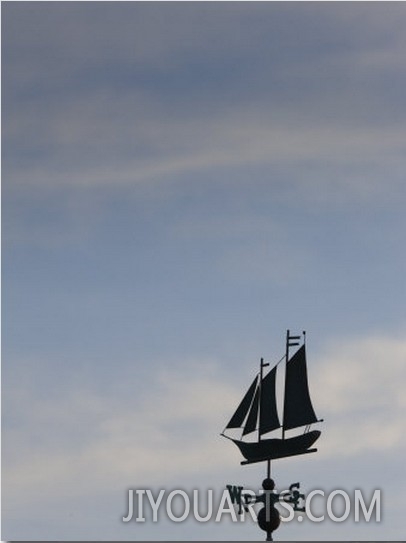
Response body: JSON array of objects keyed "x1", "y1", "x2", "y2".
[{"x1": 225, "y1": 376, "x2": 258, "y2": 430}]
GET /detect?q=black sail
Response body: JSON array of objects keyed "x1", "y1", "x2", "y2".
[
  {"x1": 242, "y1": 387, "x2": 259, "y2": 436},
  {"x1": 226, "y1": 376, "x2": 258, "y2": 429},
  {"x1": 259, "y1": 366, "x2": 281, "y2": 435},
  {"x1": 283, "y1": 345, "x2": 318, "y2": 431}
]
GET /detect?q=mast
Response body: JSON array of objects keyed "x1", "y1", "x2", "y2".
[
  {"x1": 259, "y1": 358, "x2": 263, "y2": 443},
  {"x1": 258, "y1": 357, "x2": 269, "y2": 442}
]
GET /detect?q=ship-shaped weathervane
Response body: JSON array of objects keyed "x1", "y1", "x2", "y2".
[{"x1": 221, "y1": 330, "x2": 323, "y2": 540}]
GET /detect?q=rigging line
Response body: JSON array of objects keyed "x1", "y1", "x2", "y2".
[
  {"x1": 220, "y1": 432, "x2": 235, "y2": 441},
  {"x1": 275, "y1": 354, "x2": 286, "y2": 366},
  {"x1": 243, "y1": 354, "x2": 287, "y2": 383},
  {"x1": 274, "y1": 354, "x2": 287, "y2": 367},
  {"x1": 257, "y1": 354, "x2": 286, "y2": 375}
]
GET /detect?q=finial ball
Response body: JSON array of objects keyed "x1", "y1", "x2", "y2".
[{"x1": 262, "y1": 477, "x2": 275, "y2": 490}]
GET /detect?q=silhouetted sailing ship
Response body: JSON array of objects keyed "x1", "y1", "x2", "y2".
[{"x1": 221, "y1": 331, "x2": 322, "y2": 464}]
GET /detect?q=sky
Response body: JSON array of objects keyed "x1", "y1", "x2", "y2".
[{"x1": 2, "y1": 1, "x2": 406, "y2": 540}]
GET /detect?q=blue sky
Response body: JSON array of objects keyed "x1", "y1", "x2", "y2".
[{"x1": 2, "y1": 2, "x2": 406, "y2": 540}]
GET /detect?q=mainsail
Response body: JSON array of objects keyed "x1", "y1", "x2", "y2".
[{"x1": 283, "y1": 345, "x2": 318, "y2": 431}]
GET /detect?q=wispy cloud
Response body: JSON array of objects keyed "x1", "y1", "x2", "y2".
[
  {"x1": 3, "y1": 361, "x2": 236, "y2": 509},
  {"x1": 314, "y1": 333, "x2": 406, "y2": 457},
  {"x1": 4, "y1": 3, "x2": 406, "y2": 207},
  {"x1": 5, "y1": 333, "x2": 405, "y2": 508},
  {"x1": 7, "y1": 104, "x2": 406, "y2": 205}
]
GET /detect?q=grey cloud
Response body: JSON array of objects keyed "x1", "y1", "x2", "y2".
[{"x1": 4, "y1": 2, "x2": 406, "y2": 214}]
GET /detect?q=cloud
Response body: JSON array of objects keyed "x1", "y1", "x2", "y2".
[
  {"x1": 3, "y1": 360, "x2": 238, "y2": 510},
  {"x1": 4, "y1": 3, "x2": 406, "y2": 209},
  {"x1": 5, "y1": 332, "x2": 406, "y2": 509},
  {"x1": 6, "y1": 100, "x2": 406, "y2": 202},
  {"x1": 3, "y1": 332, "x2": 406, "y2": 539},
  {"x1": 313, "y1": 333, "x2": 406, "y2": 457}
]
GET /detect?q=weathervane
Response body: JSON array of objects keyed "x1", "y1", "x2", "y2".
[{"x1": 221, "y1": 330, "x2": 323, "y2": 540}]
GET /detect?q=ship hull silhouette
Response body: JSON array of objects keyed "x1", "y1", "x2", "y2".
[
  {"x1": 222, "y1": 331, "x2": 322, "y2": 464},
  {"x1": 231, "y1": 430, "x2": 321, "y2": 462}
]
